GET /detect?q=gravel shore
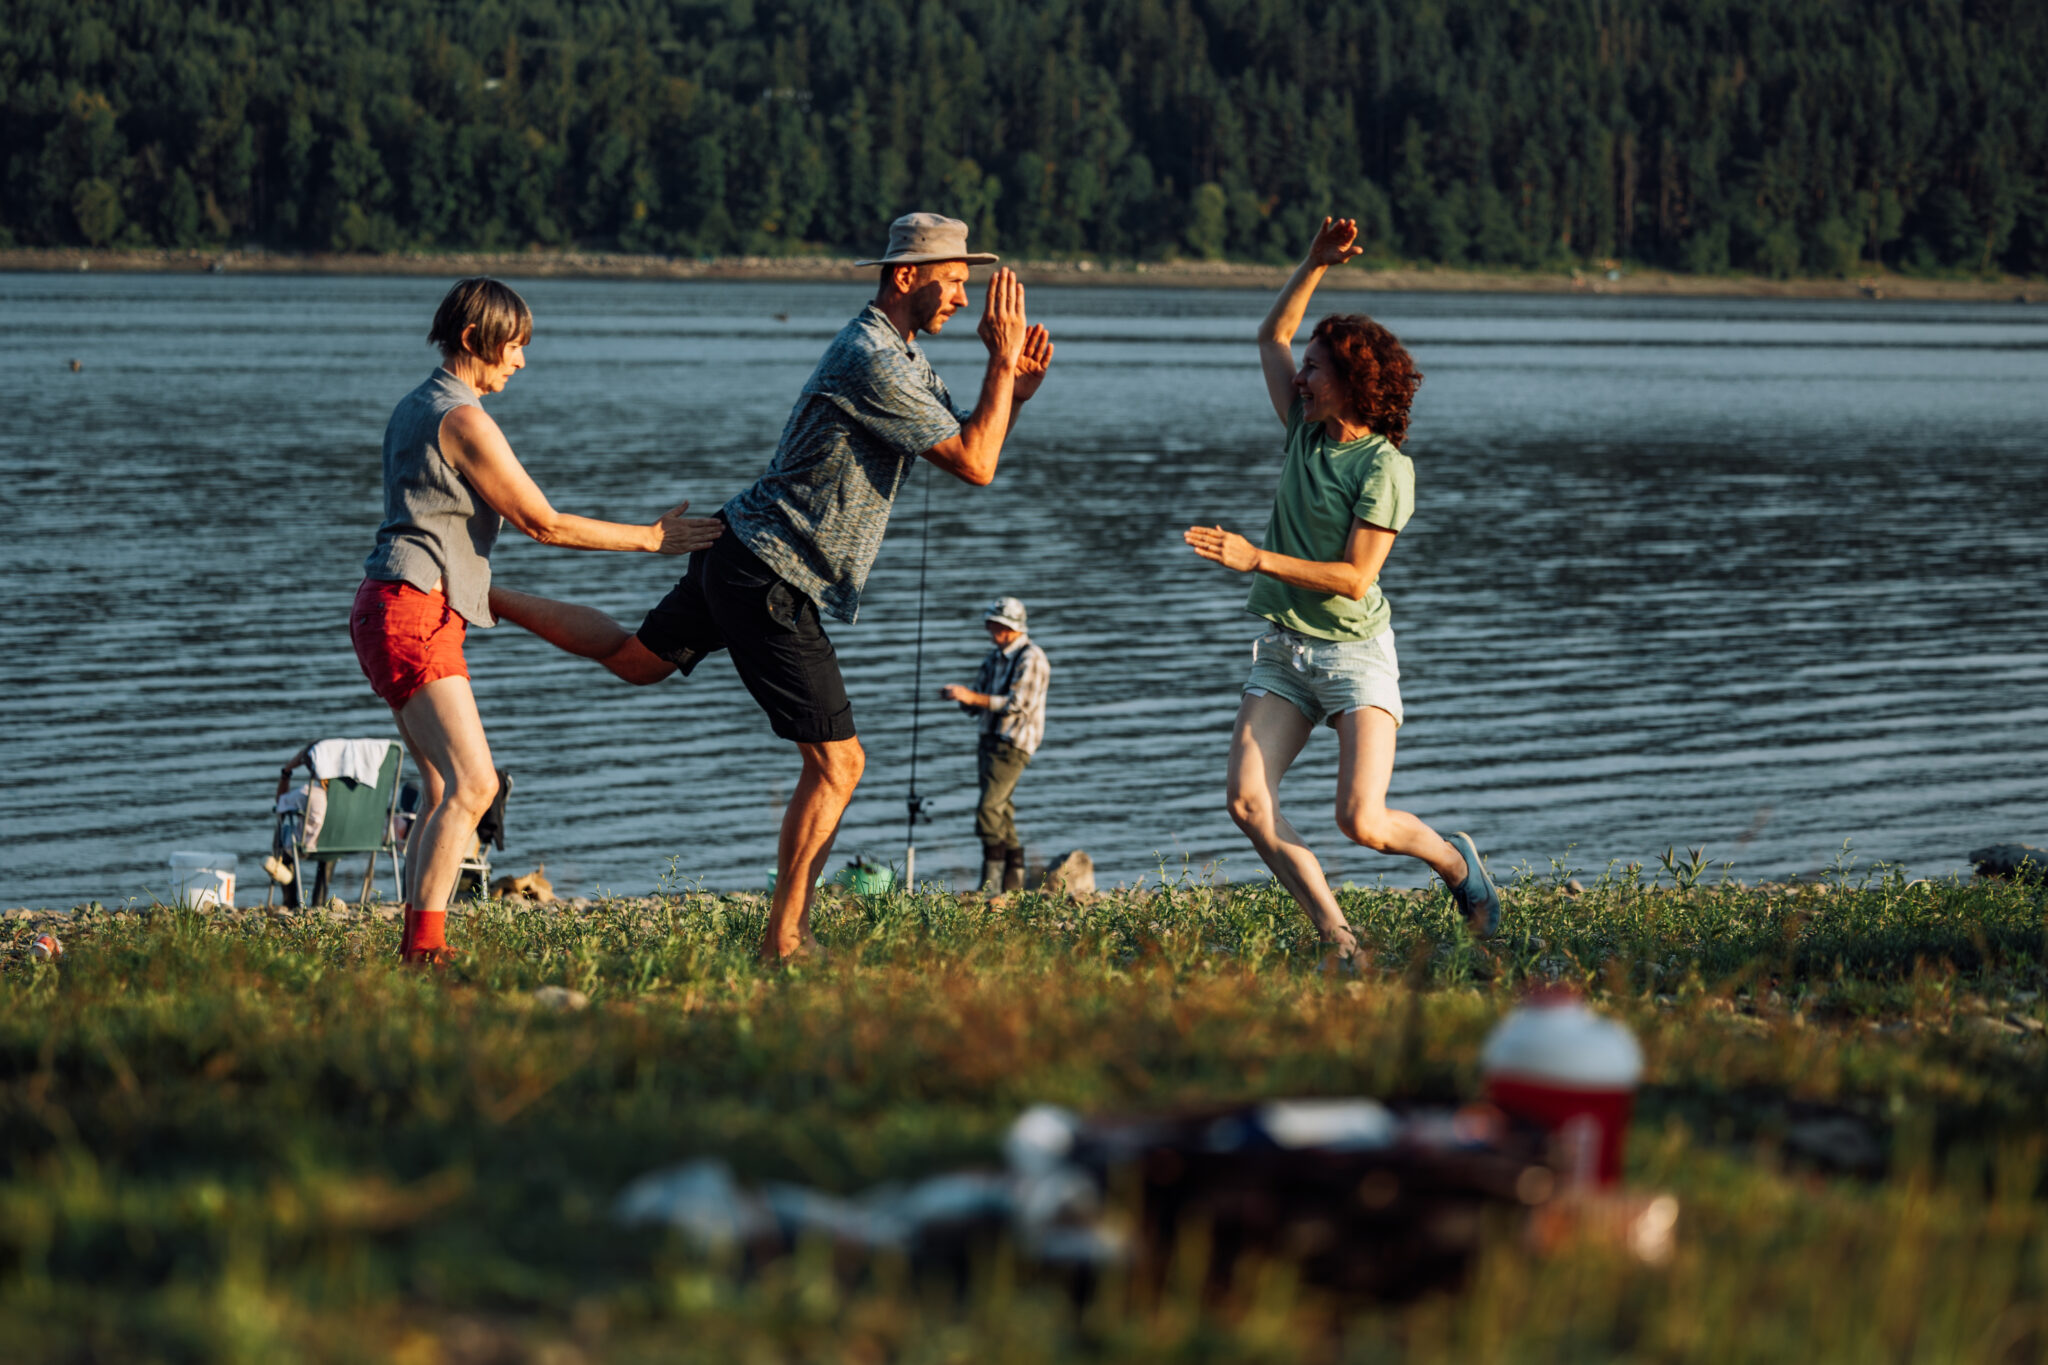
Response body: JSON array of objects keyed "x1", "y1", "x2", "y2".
[{"x1": 8, "y1": 246, "x2": 2041, "y2": 302}]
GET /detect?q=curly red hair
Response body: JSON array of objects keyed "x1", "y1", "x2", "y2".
[{"x1": 1309, "y1": 315, "x2": 1423, "y2": 449}]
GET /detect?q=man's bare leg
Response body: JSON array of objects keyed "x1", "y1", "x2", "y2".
[
  {"x1": 764, "y1": 737, "x2": 865, "y2": 962},
  {"x1": 490, "y1": 586, "x2": 675, "y2": 685}
]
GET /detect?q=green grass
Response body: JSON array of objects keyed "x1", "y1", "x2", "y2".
[{"x1": 3, "y1": 864, "x2": 2047, "y2": 1362}]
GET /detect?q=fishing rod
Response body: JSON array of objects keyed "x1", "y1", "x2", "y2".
[{"x1": 903, "y1": 465, "x2": 934, "y2": 887}]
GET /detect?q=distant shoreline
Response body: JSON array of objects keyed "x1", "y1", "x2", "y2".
[{"x1": 5, "y1": 246, "x2": 2042, "y2": 303}]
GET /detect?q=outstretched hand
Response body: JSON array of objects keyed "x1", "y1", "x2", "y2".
[
  {"x1": 1014, "y1": 324, "x2": 1054, "y2": 400},
  {"x1": 654, "y1": 502, "x2": 723, "y2": 555},
  {"x1": 977, "y1": 268, "x2": 1028, "y2": 369},
  {"x1": 1308, "y1": 216, "x2": 1365, "y2": 269},
  {"x1": 1183, "y1": 524, "x2": 1260, "y2": 573}
]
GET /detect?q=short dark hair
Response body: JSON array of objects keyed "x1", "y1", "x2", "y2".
[
  {"x1": 1309, "y1": 314, "x2": 1423, "y2": 449},
  {"x1": 428, "y1": 277, "x2": 532, "y2": 363},
  {"x1": 877, "y1": 260, "x2": 961, "y2": 294}
]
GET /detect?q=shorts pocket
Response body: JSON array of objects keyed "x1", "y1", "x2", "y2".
[
  {"x1": 709, "y1": 538, "x2": 780, "y2": 591},
  {"x1": 765, "y1": 580, "x2": 803, "y2": 632},
  {"x1": 385, "y1": 593, "x2": 451, "y2": 643}
]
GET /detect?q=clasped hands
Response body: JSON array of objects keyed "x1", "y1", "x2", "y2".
[{"x1": 977, "y1": 268, "x2": 1054, "y2": 401}]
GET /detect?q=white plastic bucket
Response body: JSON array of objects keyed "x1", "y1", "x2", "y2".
[{"x1": 168, "y1": 851, "x2": 237, "y2": 909}]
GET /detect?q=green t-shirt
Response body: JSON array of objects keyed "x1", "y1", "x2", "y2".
[{"x1": 1244, "y1": 398, "x2": 1414, "y2": 641}]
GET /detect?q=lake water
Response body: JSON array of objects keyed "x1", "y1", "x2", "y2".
[{"x1": 3, "y1": 273, "x2": 2044, "y2": 907}]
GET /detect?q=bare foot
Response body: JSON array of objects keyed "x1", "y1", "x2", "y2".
[
  {"x1": 759, "y1": 935, "x2": 828, "y2": 967},
  {"x1": 1317, "y1": 924, "x2": 1362, "y2": 974}
]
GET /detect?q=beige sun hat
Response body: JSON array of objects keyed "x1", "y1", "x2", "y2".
[
  {"x1": 984, "y1": 596, "x2": 1027, "y2": 631},
  {"x1": 855, "y1": 212, "x2": 999, "y2": 267}
]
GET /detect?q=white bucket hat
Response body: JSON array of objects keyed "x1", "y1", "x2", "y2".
[
  {"x1": 984, "y1": 596, "x2": 1027, "y2": 631},
  {"x1": 855, "y1": 212, "x2": 999, "y2": 267}
]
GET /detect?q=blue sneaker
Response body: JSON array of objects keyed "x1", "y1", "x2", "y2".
[{"x1": 1448, "y1": 832, "x2": 1501, "y2": 937}]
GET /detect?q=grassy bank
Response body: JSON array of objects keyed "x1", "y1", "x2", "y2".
[
  {"x1": 4, "y1": 867, "x2": 2047, "y2": 1362},
  {"x1": 7, "y1": 246, "x2": 2044, "y2": 303}
]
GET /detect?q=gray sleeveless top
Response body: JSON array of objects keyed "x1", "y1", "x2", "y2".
[{"x1": 362, "y1": 369, "x2": 500, "y2": 627}]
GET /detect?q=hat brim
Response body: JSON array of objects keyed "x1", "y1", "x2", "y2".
[
  {"x1": 854, "y1": 251, "x2": 1001, "y2": 267},
  {"x1": 985, "y1": 614, "x2": 1026, "y2": 631}
]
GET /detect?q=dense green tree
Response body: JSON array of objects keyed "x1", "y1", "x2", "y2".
[
  {"x1": 1187, "y1": 181, "x2": 1227, "y2": 260},
  {"x1": 1, "y1": 0, "x2": 2042, "y2": 274}
]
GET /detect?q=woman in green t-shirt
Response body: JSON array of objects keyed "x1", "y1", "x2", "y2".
[{"x1": 1184, "y1": 216, "x2": 1503, "y2": 954}]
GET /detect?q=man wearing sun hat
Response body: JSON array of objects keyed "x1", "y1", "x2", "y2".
[
  {"x1": 942, "y1": 596, "x2": 1051, "y2": 893},
  {"x1": 489, "y1": 211, "x2": 1055, "y2": 960}
]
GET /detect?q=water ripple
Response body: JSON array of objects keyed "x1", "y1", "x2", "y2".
[{"x1": 1, "y1": 275, "x2": 2044, "y2": 904}]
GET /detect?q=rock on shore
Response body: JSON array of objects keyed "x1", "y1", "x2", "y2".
[
  {"x1": 1042, "y1": 850, "x2": 1096, "y2": 899},
  {"x1": 1971, "y1": 844, "x2": 2047, "y2": 882}
]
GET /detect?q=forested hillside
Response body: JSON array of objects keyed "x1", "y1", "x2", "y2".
[{"x1": 5, "y1": 0, "x2": 2045, "y2": 275}]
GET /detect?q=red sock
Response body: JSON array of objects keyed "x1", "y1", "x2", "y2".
[
  {"x1": 404, "y1": 909, "x2": 448, "y2": 957},
  {"x1": 396, "y1": 904, "x2": 415, "y2": 959}
]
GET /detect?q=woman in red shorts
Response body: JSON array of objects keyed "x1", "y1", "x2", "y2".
[{"x1": 353, "y1": 277, "x2": 720, "y2": 964}]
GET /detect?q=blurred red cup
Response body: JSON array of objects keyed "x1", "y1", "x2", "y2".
[{"x1": 1481, "y1": 988, "x2": 1642, "y2": 1187}]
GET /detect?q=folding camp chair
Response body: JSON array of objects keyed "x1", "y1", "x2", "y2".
[{"x1": 270, "y1": 739, "x2": 405, "y2": 908}]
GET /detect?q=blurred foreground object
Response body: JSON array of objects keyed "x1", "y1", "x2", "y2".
[
  {"x1": 1527, "y1": 1190, "x2": 1679, "y2": 1266},
  {"x1": 617, "y1": 1097, "x2": 1676, "y2": 1301},
  {"x1": 1482, "y1": 989, "x2": 1643, "y2": 1187}
]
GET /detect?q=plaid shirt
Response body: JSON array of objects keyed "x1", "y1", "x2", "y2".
[
  {"x1": 965, "y1": 636, "x2": 1050, "y2": 756},
  {"x1": 722, "y1": 304, "x2": 965, "y2": 623}
]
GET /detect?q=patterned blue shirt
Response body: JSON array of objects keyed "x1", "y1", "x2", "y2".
[{"x1": 722, "y1": 304, "x2": 965, "y2": 623}]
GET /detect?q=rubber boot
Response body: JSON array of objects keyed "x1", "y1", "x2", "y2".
[
  {"x1": 979, "y1": 844, "x2": 1006, "y2": 894},
  {"x1": 1002, "y1": 846, "x2": 1026, "y2": 893}
]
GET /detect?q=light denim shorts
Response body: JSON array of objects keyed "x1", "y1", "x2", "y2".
[{"x1": 1243, "y1": 625, "x2": 1403, "y2": 728}]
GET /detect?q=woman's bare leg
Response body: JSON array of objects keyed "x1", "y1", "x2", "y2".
[
  {"x1": 1332, "y1": 706, "x2": 1467, "y2": 885},
  {"x1": 1226, "y1": 693, "x2": 1356, "y2": 951},
  {"x1": 391, "y1": 708, "x2": 444, "y2": 909},
  {"x1": 490, "y1": 586, "x2": 675, "y2": 685},
  {"x1": 395, "y1": 677, "x2": 498, "y2": 940}
]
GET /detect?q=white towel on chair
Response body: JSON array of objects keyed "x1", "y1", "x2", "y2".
[{"x1": 307, "y1": 738, "x2": 394, "y2": 787}]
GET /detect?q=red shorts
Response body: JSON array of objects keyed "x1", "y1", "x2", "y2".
[{"x1": 350, "y1": 578, "x2": 470, "y2": 710}]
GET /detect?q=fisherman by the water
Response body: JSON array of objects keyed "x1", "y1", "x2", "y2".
[
  {"x1": 940, "y1": 596, "x2": 1050, "y2": 893},
  {"x1": 1183, "y1": 215, "x2": 1504, "y2": 957},
  {"x1": 491, "y1": 213, "x2": 1055, "y2": 961}
]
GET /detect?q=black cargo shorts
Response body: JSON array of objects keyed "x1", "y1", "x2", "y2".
[{"x1": 634, "y1": 523, "x2": 856, "y2": 744}]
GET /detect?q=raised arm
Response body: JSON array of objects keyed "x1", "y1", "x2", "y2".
[
  {"x1": 1183, "y1": 515, "x2": 1396, "y2": 602},
  {"x1": 1258, "y1": 216, "x2": 1364, "y2": 423},
  {"x1": 921, "y1": 269, "x2": 1046, "y2": 486},
  {"x1": 438, "y1": 406, "x2": 721, "y2": 555}
]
